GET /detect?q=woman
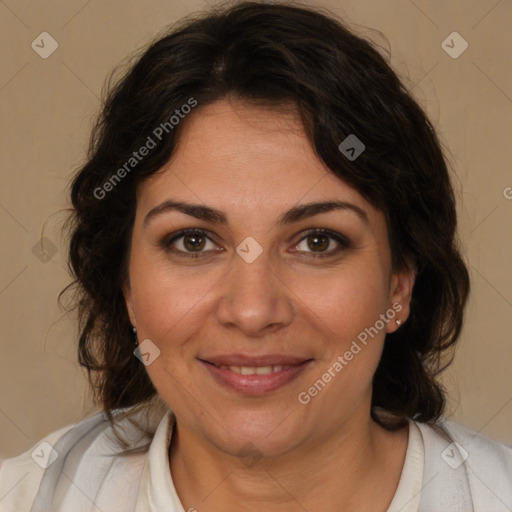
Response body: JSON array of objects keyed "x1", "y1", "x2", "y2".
[{"x1": 1, "y1": 1, "x2": 510, "y2": 511}]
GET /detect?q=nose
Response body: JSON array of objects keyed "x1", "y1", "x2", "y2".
[{"x1": 215, "y1": 249, "x2": 294, "y2": 338}]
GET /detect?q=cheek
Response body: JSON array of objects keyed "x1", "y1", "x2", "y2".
[
  {"x1": 293, "y1": 263, "x2": 389, "y2": 340},
  {"x1": 128, "y1": 253, "x2": 227, "y2": 406},
  {"x1": 295, "y1": 276, "x2": 388, "y2": 419},
  {"x1": 129, "y1": 245, "x2": 220, "y2": 342},
  {"x1": 132, "y1": 277, "x2": 204, "y2": 340},
  {"x1": 291, "y1": 263, "x2": 389, "y2": 403},
  {"x1": 128, "y1": 257, "x2": 218, "y2": 411}
]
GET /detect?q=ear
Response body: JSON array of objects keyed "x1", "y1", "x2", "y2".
[
  {"x1": 386, "y1": 261, "x2": 416, "y2": 334},
  {"x1": 122, "y1": 280, "x2": 137, "y2": 328}
]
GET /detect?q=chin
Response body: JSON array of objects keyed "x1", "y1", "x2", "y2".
[{"x1": 202, "y1": 408, "x2": 306, "y2": 459}]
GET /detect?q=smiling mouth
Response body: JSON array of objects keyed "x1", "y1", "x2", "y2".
[
  {"x1": 204, "y1": 362, "x2": 295, "y2": 375},
  {"x1": 199, "y1": 358, "x2": 313, "y2": 394}
]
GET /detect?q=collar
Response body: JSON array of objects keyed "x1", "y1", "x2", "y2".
[{"x1": 135, "y1": 411, "x2": 185, "y2": 512}]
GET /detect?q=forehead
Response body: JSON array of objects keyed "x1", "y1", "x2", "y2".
[
  {"x1": 136, "y1": 98, "x2": 381, "y2": 229},
  {"x1": 161, "y1": 98, "x2": 325, "y2": 186}
]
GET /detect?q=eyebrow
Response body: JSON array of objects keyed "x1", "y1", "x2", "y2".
[{"x1": 143, "y1": 199, "x2": 369, "y2": 228}]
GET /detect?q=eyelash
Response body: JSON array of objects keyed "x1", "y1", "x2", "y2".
[{"x1": 161, "y1": 228, "x2": 351, "y2": 260}]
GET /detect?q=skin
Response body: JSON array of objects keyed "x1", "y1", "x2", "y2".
[{"x1": 124, "y1": 97, "x2": 416, "y2": 512}]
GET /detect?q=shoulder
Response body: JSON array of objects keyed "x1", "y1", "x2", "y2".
[
  {"x1": 415, "y1": 417, "x2": 512, "y2": 511},
  {"x1": 418, "y1": 417, "x2": 512, "y2": 467},
  {"x1": 0, "y1": 401, "x2": 167, "y2": 512},
  {"x1": 0, "y1": 422, "x2": 77, "y2": 512}
]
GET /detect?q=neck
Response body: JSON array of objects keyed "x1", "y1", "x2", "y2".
[{"x1": 169, "y1": 407, "x2": 408, "y2": 512}]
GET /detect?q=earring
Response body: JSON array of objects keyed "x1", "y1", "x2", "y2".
[
  {"x1": 131, "y1": 327, "x2": 138, "y2": 345},
  {"x1": 396, "y1": 319, "x2": 402, "y2": 326}
]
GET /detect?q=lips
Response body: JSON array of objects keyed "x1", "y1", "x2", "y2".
[
  {"x1": 198, "y1": 354, "x2": 313, "y2": 395},
  {"x1": 201, "y1": 354, "x2": 311, "y2": 367}
]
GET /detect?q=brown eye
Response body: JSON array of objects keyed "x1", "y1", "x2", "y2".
[
  {"x1": 163, "y1": 229, "x2": 218, "y2": 258},
  {"x1": 305, "y1": 233, "x2": 330, "y2": 252},
  {"x1": 294, "y1": 229, "x2": 351, "y2": 257},
  {"x1": 182, "y1": 233, "x2": 207, "y2": 252}
]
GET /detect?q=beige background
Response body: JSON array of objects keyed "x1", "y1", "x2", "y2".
[{"x1": 0, "y1": 0, "x2": 511, "y2": 459}]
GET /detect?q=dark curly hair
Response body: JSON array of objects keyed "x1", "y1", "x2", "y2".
[{"x1": 62, "y1": 0, "x2": 470, "y2": 433}]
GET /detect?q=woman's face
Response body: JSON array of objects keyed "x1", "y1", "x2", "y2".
[{"x1": 124, "y1": 98, "x2": 414, "y2": 458}]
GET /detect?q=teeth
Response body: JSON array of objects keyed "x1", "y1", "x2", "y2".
[
  {"x1": 218, "y1": 365, "x2": 291, "y2": 374},
  {"x1": 242, "y1": 366, "x2": 263, "y2": 375}
]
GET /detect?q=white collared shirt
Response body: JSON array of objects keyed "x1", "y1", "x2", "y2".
[
  {"x1": 1, "y1": 404, "x2": 511, "y2": 511},
  {"x1": 135, "y1": 412, "x2": 425, "y2": 512}
]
